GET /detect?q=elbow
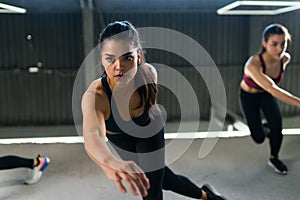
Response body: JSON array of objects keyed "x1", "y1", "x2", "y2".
[
  {"x1": 264, "y1": 87, "x2": 273, "y2": 94},
  {"x1": 263, "y1": 84, "x2": 277, "y2": 95},
  {"x1": 84, "y1": 143, "x2": 92, "y2": 156},
  {"x1": 82, "y1": 132, "x2": 92, "y2": 154},
  {"x1": 84, "y1": 144, "x2": 89, "y2": 153},
  {"x1": 84, "y1": 143, "x2": 96, "y2": 161}
]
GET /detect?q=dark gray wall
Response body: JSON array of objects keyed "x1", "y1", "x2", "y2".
[
  {"x1": 0, "y1": 9, "x2": 300, "y2": 125},
  {"x1": 95, "y1": 12, "x2": 249, "y2": 66},
  {"x1": 0, "y1": 13, "x2": 83, "y2": 69}
]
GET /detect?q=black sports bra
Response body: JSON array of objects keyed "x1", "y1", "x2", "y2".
[
  {"x1": 243, "y1": 54, "x2": 284, "y2": 90},
  {"x1": 101, "y1": 74, "x2": 150, "y2": 134}
]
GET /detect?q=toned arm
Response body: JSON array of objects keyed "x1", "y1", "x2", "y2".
[
  {"x1": 81, "y1": 82, "x2": 150, "y2": 197},
  {"x1": 245, "y1": 54, "x2": 300, "y2": 107}
]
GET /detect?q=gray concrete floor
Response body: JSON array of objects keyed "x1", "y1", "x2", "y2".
[
  {"x1": 0, "y1": 117, "x2": 300, "y2": 200},
  {"x1": 0, "y1": 135, "x2": 300, "y2": 200}
]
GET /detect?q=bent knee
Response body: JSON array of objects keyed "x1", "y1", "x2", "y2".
[{"x1": 251, "y1": 135, "x2": 265, "y2": 144}]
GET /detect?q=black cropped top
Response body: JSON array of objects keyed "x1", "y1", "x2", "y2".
[{"x1": 101, "y1": 74, "x2": 150, "y2": 134}]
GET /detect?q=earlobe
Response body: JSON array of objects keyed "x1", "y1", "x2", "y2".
[
  {"x1": 137, "y1": 52, "x2": 142, "y2": 65},
  {"x1": 262, "y1": 41, "x2": 267, "y2": 48}
]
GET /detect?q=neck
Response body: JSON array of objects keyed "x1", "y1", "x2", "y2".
[{"x1": 262, "y1": 52, "x2": 280, "y2": 65}]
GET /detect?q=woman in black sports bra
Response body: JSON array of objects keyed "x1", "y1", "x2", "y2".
[
  {"x1": 239, "y1": 24, "x2": 300, "y2": 175},
  {"x1": 81, "y1": 21, "x2": 227, "y2": 200}
]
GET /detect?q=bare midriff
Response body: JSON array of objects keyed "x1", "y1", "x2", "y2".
[{"x1": 240, "y1": 80, "x2": 264, "y2": 94}]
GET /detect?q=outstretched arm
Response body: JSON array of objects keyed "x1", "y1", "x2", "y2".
[
  {"x1": 245, "y1": 56, "x2": 300, "y2": 107},
  {"x1": 82, "y1": 90, "x2": 150, "y2": 197}
]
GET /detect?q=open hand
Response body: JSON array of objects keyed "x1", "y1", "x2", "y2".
[{"x1": 101, "y1": 159, "x2": 150, "y2": 197}]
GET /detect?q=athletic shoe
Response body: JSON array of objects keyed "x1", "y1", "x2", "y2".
[
  {"x1": 201, "y1": 184, "x2": 227, "y2": 200},
  {"x1": 24, "y1": 155, "x2": 50, "y2": 184},
  {"x1": 268, "y1": 157, "x2": 287, "y2": 175}
]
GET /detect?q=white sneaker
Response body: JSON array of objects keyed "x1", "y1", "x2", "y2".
[{"x1": 24, "y1": 156, "x2": 50, "y2": 185}]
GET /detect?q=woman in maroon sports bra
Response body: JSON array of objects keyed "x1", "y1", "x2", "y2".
[{"x1": 239, "y1": 23, "x2": 300, "y2": 175}]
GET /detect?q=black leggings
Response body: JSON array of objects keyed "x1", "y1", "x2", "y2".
[
  {"x1": 239, "y1": 89, "x2": 283, "y2": 157},
  {"x1": 0, "y1": 155, "x2": 33, "y2": 170},
  {"x1": 107, "y1": 128, "x2": 202, "y2": 200}
]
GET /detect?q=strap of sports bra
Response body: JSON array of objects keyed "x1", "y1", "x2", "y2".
[
  {"x1": 280, "y1": 58, "x2": 284, "y2": 72},
  {"x1": 258, "y1": 54, "x2": 266, "y2": 73},
  {"x1": 101, "y1": 74, "x2": 112, "y2": 100},
  {"x1": 259, "y1": 54, "x2": 284, "y2": 74}
]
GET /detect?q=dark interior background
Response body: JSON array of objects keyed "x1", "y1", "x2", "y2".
[{"x1": 0, "y1": 0, "x2": 299, "y2": 125}]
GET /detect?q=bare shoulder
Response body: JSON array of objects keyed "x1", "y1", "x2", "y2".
[
  {"x1": 144, "y1": 63, "x2": 157, "y2": 73},
  {"x1": 84, "y1": 79, "x2": 103, "y2": 97},
  {"x1": 144, "y1": 63, "x2": 157, "y2": 82},
  {"x1": 82, "y1": 78, "x2": 109, "y2": 113},
  {"x1": 247, "y1": 55, "x2": 261, "y2": 66},
  {"x1": 283, "y1": 52, "x2": 291, "y2": 65},
  {"x1": 244, "y1": 55, "x2": 262, "y2": 74}
]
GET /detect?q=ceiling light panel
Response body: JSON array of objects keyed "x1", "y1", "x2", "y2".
[{"x1": 217, "y1": 1, "x2": 300, "y2": 15}]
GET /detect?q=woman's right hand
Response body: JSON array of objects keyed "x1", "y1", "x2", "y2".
[{"x1": 101, "y1": 159, "x2": 150, "y2": 197}]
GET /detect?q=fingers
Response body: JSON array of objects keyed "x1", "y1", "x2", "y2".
[
  {"x1": 114, "y1": 174, "x2": 146, "y2": 197},
  {"x1": 118, "y1": 173, "x2": 140, "y2": 196},
  {"x1": 115, "y1": 162, "x2": 149, "y2": 197},
  {"x1": 126, "y1": 162, "x2": 150, "y2": 196},
  {"x1": 115, "y1": 179, "x2": 127, "y2": 194},
  {"x1": 141, "y1": 173, "x2": 150, "y2": 189},
  {"x1": 108, "y1": 160, "x2": 150, "y2": 197},
  {"x1": 128, "y1": 161, "x2": 150, "y2": 188},
  {"x1": 131, "y1": 174, "x2": 149, "y2": 197}
]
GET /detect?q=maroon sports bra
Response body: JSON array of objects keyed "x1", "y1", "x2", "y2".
[{"x1": 243, "y1": 54, "x2": 284, "y2": 90}]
